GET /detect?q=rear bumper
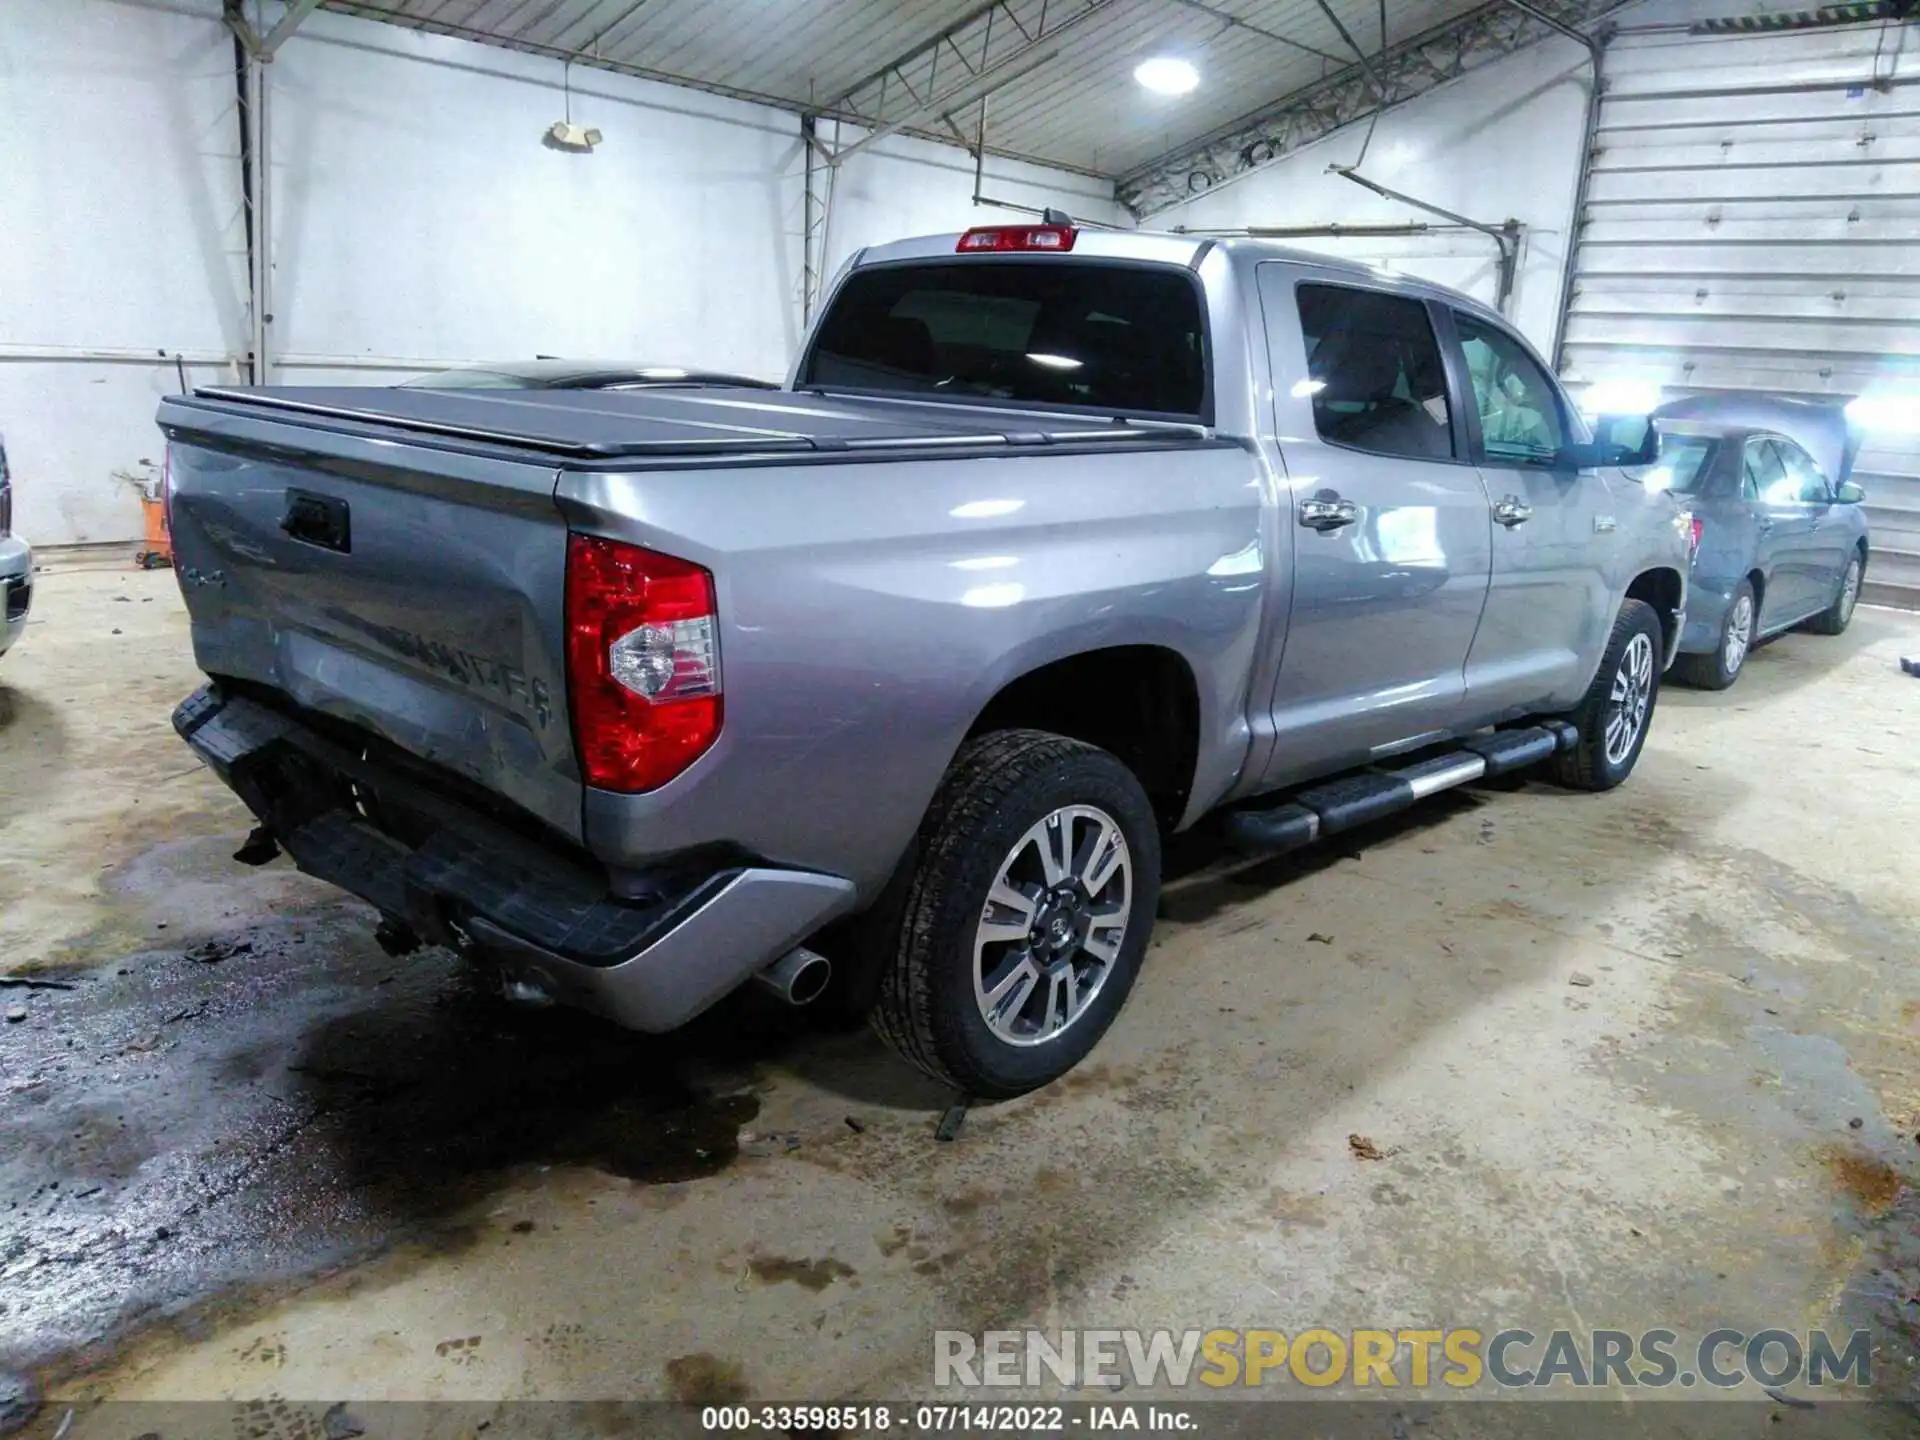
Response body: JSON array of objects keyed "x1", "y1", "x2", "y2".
[
  {"x1": 173, "y1": 684, "x2": 855, "y2": 1031},
  {"x1": 0, "y1": 534, "x2": 30, "y2": 658},
  {"x1": 1677, "y1": 575, "x2": 1730, "y2": 656}
]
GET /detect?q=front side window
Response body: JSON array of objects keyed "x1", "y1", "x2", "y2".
[
  {"x1": 1454, "y1": 314, "x2": 1567, "y2": 464},
  {"x1": 800, "y1": 261, "x2": 1207, "y2": 419},
  {"x1": 1295, "y1": 284, "x2": 1454, "y2": 461},
  {"x1": 1743, "y1": 438, "x2": 1789, "y2": 503},
  {"x1": 1775, "y1": 439, "x2": 1832, "y2": 504}
]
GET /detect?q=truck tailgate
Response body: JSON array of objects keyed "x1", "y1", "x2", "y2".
[{"x1": 159, "y1": 398, "x2": 580, "y2": 841}]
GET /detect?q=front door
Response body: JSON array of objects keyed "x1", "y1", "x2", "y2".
[
  {"x1": 1773, "y1": 435, "x2": 1852, "y2": 616},
  {"x1": 1253, "y1": 270, "x2": 1494, "y2": 787},
  {"x1": 1744, "y1": 436, "x2": 1820, "y2": 621},
  {"x1": 1449, "y1": 309, "x2": 1615, "y2": 716}
]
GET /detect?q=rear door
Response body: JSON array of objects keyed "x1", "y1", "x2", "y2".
[
  {"x1": 1449, "y1": 308, "x2": 1614, "y2": 714},
  {"x1": 1253, "y1": 271, "x2": 1494, "y2": 784}
]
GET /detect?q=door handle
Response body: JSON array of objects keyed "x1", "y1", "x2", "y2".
[
  {"x1": 1493, "y1": 496, "x2": 1533, "y2": 527},
  {"x1": 1298, "y1": 496, "x2": 1358, "y2": 532}
]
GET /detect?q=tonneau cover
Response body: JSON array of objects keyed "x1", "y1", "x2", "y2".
[{"x1": 173, "y1": 384, "x2": 1206, "y2": 461}]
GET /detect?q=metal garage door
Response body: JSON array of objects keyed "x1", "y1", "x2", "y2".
[{"x1": 1561, "y1": 16, "x2": 1920, "y2": 609}]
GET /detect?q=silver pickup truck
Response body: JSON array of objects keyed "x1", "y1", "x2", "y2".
[{"x1": 159, "y1": 224, "x2": 1691, "y2": 1097}]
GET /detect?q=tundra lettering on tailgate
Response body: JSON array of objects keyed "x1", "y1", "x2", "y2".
[{"x1": 351, "y1": 617, "x2": 554, "y2": 729}]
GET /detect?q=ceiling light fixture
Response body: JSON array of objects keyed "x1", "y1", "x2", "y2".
[{"x1": 1134, "y1": 57, "x2": 1199, "y2": 95}]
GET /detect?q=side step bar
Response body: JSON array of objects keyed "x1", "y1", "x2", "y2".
[{"x1": 1220, "y1": 722, "x2": 1577, "y2": 855}]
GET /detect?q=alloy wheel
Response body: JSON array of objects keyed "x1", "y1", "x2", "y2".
[
  {"x1": 1723, "y1": 592, "x2": 1753, "y2": 676},
  {"x1": 1604, "y1": 632, "x2": 1655, "y2": 768},
  {"x1": 972, "y1": 805, "x2": 1132, "y2": 1047}
]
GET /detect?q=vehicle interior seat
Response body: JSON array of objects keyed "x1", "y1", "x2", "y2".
[{"x1": 1308, "y1": 331, "x2": 1452, "y2": 460}]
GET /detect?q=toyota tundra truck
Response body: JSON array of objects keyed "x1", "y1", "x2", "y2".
[{"x1": 158, "y1": 223, "x2": 1691, "y2": 1097}]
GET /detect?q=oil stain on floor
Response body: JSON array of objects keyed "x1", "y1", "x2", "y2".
[{"x1": 0, "y1": 874, "x2": 786, "y2": 1378}]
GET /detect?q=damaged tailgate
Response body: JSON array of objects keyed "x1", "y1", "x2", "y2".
[{"x1": 157, "y1": 389, "x2": 581, "y2": 840}]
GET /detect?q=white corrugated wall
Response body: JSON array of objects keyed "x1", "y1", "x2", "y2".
[{"x1": 1562, "y1": 15, "x2": 1920, "y2": 608}]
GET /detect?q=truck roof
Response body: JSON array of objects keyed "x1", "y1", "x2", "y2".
[{"x1": 849, "y1": 225, "x2": 1507, "y2": 325}]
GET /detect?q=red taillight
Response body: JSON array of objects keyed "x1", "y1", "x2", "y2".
[
  {"x1": 957, "y1": 224, "x2": 1078, "y2": 253},
  {"x1": 1689, "y1": 515, "x2": 1704, "y2": 561},
  {"x1": 564, "y1": 534, "x2": 722, "y2": 793}
]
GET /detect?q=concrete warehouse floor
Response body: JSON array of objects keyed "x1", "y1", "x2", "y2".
[{"x1": 3, "y1": 558, "x2": 1920, "y2": 1439}]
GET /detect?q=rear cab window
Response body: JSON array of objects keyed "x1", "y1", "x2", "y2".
[{"x1": 798, "y1": 260, "x2": 1208, "y2": 421}]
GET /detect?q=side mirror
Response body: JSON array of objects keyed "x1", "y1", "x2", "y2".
[
  {"x1": 1836, "y1": 480, "x2": 1866, "y2": 504},
  {"x1": 1555, "y1": 415, "x2": 1661, "y2": 472}
]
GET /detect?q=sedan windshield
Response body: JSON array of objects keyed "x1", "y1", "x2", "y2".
[{"x1": 1629, "y1": 433, "x2": 1718, "y2": 495}]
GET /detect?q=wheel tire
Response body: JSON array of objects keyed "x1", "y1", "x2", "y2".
[
  {"x1": 870, "y1": 729, "x2": 1161, "y2": 1099},
  {"x1": 1671, "y1": 579, "x2": 1754, "y2": 691},
  {"x1": 1805, "y1": 550, "x2": 1864, "y2": 636},
  {"x1": 1550, "y1": 599, "x2": 1664, "y2": 792}
]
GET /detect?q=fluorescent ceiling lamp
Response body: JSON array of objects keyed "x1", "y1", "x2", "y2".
[
  {"x1": 1846, "y1": 393, "x2": 1920, "y2": 434},
  {"x1": 1027, "y1": 352, "x2": 1082, "y2": 370},
  {"x1": 1134, "y1": 57, "x2": 1199, "y2": 95},
  {"x1": 1579, "y1": 378, "x2": 1663, "y2": 416}
]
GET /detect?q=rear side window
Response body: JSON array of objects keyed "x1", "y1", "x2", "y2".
[
  {"x1": 1295, "y1": 284, "x2": 1454, "y2": 461},
  {"x1": 800, "y1": 261, "x2": 1207, "y2": 419}
]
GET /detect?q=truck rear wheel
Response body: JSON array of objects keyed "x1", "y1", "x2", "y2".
[
  {"x1": 1550, "y1": 598, "x2": 1663, "y2": 792},
  {"x1": 871, "y1": 729, "x2": 1161, "y2": 1099}
]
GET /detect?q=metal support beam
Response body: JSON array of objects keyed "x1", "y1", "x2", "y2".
[
  {"x1": 245, "y1": 55, "x2": 272, "y2": 382},
  {"x1": 1330, "y1": 165, "x2": 1522, "y2": 314},
  {"x1": 260, "y1": 0, "x2": 323, "y2": 57},
  {"x1": 1310, "y1": 0, "x2": 1390, "y2": 100},
  {"x1": 1118, "y1": 0, "x2": 1634, "y2": 218},
  {"x1": 1171, "y1": 221, "x2": 1439, "y2": 238},
  {"x1": 800, "y1": 115, "x2": 838, "y2": 322},
  {"x1": 1502, "y1": 0, "x2": 1609, "y2": 371},
  {"x1": 224, "y1": 0, "x2": 260, "y2": 56},
  {"x1": 819, "y1": 0, "x2": 1122, "y2": 167},
  {"x1": 222, "y1": 2, "x2": 311, "y2": 384},
  {"x1": 1163, "y1": 0, "x2": 1348, "y2": 68}
]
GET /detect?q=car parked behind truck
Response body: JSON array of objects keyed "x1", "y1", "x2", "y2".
[
  {"x1": 157, "y1": 223, "x2": 1692, "y2": 1097},
  {"x1": 1637, "y1": 394, "x2": 1870, "y2": 690},
  {"x1": 0, "y1": 434, "x2": 31, "y2": 661}
]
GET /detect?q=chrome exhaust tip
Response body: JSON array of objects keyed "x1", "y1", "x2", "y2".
[
  {"x1": 753, "y1": 946, "x2": 832, "y2": 1007},
  {"x1": 500, "y1": 976, "x2": 556, "y2": 1008}
]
